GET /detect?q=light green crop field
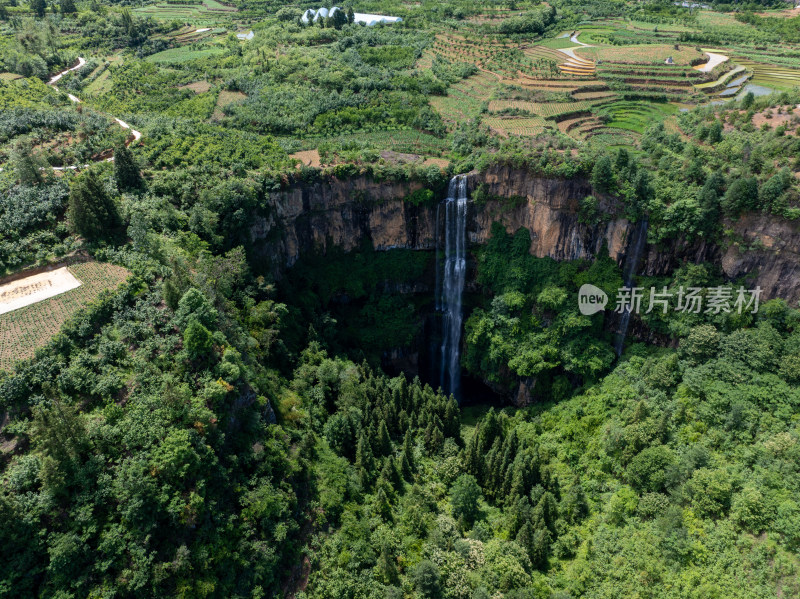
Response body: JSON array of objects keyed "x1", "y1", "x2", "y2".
[{"x1": 145, "y1": 45, "x2": 226, "y2": 64}]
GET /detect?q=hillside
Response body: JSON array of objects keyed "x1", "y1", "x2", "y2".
[{"x1": 2, "y1": 0, "x2": 800, "y2": 598}]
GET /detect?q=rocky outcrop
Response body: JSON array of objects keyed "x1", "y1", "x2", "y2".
[
  {"x1": 251, "y1": 165, "x2": 637, "y2": 275},
  {"x1": 252, "y1": 164, "x2": 800, "y2": 303},
  {"x1": 466, "y1": 165, "x2": 632, "y2": 262},
  {"x1": 250, "y1": 164, "x2": 800, "y2": 405},
  {"x1": 721, "y1": 213, "x2": 800, "y2": 305},
  {"x1": 251, "y1": 177, "x2": 435, "y2": 273}
]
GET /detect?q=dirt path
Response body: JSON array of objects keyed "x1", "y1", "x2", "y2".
[
  {"x1": 33, "y1": 58, "x2": 142, "y2": 171},
  {"x1": 49, "y1": 58, "x2": 143, "y2": 141},
  {"x1": 47, "y1": 56, "x2": 87, "y2": 86},
  {"x1": 570, "y1": 32, "x2": 590, "y2": 47},
  {"x1": 556, "y1": 32, "x2": 594, "y2": 64},
  {"x1": 694, "y1": 51, "x2": 729, "y2": 73}
]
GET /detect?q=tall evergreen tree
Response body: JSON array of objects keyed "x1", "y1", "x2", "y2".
[
  {"x1": 31, "y1": 0, "x2": 46, "y2": 17},
  {"x1": 60, "y1": 0, "x2": 75, "y2": 14},
  {"x1": 113, "y1": 143, "x2": 142, "y2": 190},
  {"x1": 10, "y1": 141, "x2": 43, "y2": 186},
  {"x1": 355, "y1": 434, "x2": 375, "y2": 489},
  {"x1": 376, "y1": 420, "x2": 391, "y2": 456},
  {"x1": 67, "y1": 170, "x2": 121, "y2": 241},
  {"x1": 377, "y1": 543, "x2": 398, "y2": 584},
  {"x1": 401, "y1": 430, "x2": 415, "y2": 480},
  {"x1": 591, "y1": 155, "x2": 615, "y2": 192},
  {"x1": 451, "y1": 474, "x2": 482, "y2": 526},
  {"x1": 331, "y1": 7, "x2": 348, "y2": 29}
]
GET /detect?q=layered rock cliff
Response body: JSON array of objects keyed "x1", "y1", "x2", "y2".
[
  {"x1": 251, "y1": 164, "x2": 800, "y2": 304},
  {"x1": 250, "y1": 164, "x2": 800, "y2": 404},
  {"x1": 721, "y1": 213, "x2": 800, "y2": 305},
  {"x1": 250, "y1": 165, "x2": 635, "y2": 275}
]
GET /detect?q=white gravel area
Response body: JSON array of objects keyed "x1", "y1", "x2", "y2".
[{"x1": 0, "y1": 267, "x2": 82, "y2": 315}]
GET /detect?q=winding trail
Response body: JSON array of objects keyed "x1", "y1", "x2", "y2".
[
  {"x1": 570, "y1": 32, "x2": 590, "y2": 47},
  {"x1": 49, "y1": 58, "x2": 142, "y2": 142},
  {"x1": 47, "y1": 56, "x2": 87, "y2": 86},
  {"x1": 0, "y1": 59, "x2": 143, "y2": 172},
  {"x1": 28, "y1": 57, "x2": 142, "y2": 171}
]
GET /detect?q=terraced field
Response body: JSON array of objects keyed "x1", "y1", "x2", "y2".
[
  {"x1": 134, "y1": 0, "x2": 236, "y2": 23},
  {"x1": 601, "y1": 101, "x2": 679, "y2": 134},
  {"x1": 576, "y1": 44, "x2": 704, "y2": 65},
  {"x1": 733, "y1": 58, "x2": 800, "y2": 91},
  {"x1": 488, "y1": 98, "x2": 610, "y2": 118},
  {"x1": 482, "y1": 116, "x2": 547, "y2": 137},
  {"x1": 424, "y1": 10, "x2": 800, "y2": 147},
  {"x1": 429, "y1": 71, "x2": 499, "y2": 125},
  {"x1": 146, "y1": 45, "x2": 226, "y2": 65}
]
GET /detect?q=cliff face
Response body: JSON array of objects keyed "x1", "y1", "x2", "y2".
[
  {"x1": 722, "y1": 214, "x2": 800, "y2": 304},
  {"x1": 251, "y1": 165, "x2": 800, "y2": 404},
  {"x1": 251, "y1": 177, "x2": 434, "y2": 273},
  {"x1": 466, "y1": 165, "x2": 632, "y2": 263},
  {"x1": 251, "y1": 165, "x2": 636, "y2": 274},
  {"x1": 251, "y1": 165, "x2": 800, "y2": 303}
]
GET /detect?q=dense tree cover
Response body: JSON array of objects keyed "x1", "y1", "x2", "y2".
[
  {"x1": 278, "y1": 245, "x2": 432, "y2": 366},
  {"x1": 67, "y1": 168, "x2": 122, "y2": 240},
  {"x1": 298, "y1": 305, "x2": 800, "y2": 598},
  {"x1": 3, "y1": 1, "x2": 800, "y2": 597},
  {"x1": 641, "y1": 90, "x2": 800, "y2": 242},
  {"x1": 0, "y1": 258, "x2": 304, "y2": 596},
  {"x1": 463, "y1": 224, "x2": 621, "y2": 396},
  {"x1": 3, "y1": 230, "x2": 800, "y2": 597}
]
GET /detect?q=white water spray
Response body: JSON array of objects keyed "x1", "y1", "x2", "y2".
[
  {"x1": 438, "y1": 175, "x2": 468, "y2": 398},
  {"x1": 614, "y1": 218, "x2": 648, "y2": 356}
]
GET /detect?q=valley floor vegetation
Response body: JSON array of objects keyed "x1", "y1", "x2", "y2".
[{"x1": 2, "y1": 0, "x2": 800, "y2": 597}]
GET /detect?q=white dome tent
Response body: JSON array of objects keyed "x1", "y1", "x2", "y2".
[{"x1": 300, "y1": 6, "x2": 402, "y2": 26}]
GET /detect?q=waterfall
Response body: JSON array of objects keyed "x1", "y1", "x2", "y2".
[
  {"x1": 614, "y1": 218, "x2": 649, "y2": 356},
  {"x1": 437, "y1": 175, "x2": 468, "y2": 399}
]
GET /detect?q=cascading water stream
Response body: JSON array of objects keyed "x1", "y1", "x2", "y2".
[
  {"x1": 614, "y1": 218, "x2": 649, "y2": 356},
  {"x1": 437, "y1": 175, "x2": 468, "y2": 399}
]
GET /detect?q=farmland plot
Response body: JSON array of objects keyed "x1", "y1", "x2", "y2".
[
  {"x1": 0, "y1": 262, "x2": 130, "y2": 371},
  {"x1": 482, "y1": 116, "x2": 547, "y2": 137}
]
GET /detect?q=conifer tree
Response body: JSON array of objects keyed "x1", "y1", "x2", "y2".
[
  {"x1": 113, "y1": 143, "x2": 142, "y2": 191},
  {"x1": 529, "y1": 527, "x2": 552, "y2": 570},
  {"x1": 377, "y1": 420, "x2": 391, "y2": 456},
  {"x1": 31, "y1": 0, "x2": 46, "y2": 17},
  {"x1": 516, "y1": 519, "x2": 536, "y2": 562},
  {"x1": 10, "y1": 141, "x2": 43, "y2": 186},
  {"x1": 355, "y1": 434, "x2": 375, "y2": 489},
  {"x1": 563, "y1": 479, "x2": 589, "y2": 524},
  {"x1": 375, "y1": 488, "x2": 392, "y2": 521},
  {"x1": 401, "y1": 430, "x2": 415, "y2": 479},
  {"x1": 67, "y1": 170, "x2": 121, "y2": 241},
  {"x1": 377, "y1": 543, "x2": 398, "y2": 584}
]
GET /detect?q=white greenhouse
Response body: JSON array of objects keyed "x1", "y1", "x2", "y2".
[{"x1": 300, "y1": 7, "x2": 402, "y2": 26}]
